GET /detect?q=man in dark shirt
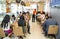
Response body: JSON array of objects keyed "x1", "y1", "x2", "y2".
[
  {"x1": 1, "y1": 15, "x2": 10, "y2": 28},
  {"x1": 18, "y1": 12, "x2": 26, "y2": 37}
]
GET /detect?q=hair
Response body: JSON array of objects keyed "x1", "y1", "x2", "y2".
[
  {"x1": 12, "y1": 14, "x2": 15, "y2": 20},
  {"x1": 26, "y1": 11, "x2": 30, "y2": 14},
  {"x1": 12, "y1": 14, "x2": 15, "y2": 17},
  {"x1": 37, "y1": 11, "x2": 41, "y2": 14},
  {"x1": 34, "y1": 9, "x2": 36, "y2": 11},
  {"x1": 20, "y1": 12, "x2": 21, "y2": 13},
  {"x1": 42, "y1": 11, "x2": 45, "y2": 14},
  {"x1": 23, "y1": 12, "x2": 26, "y2": 15}
]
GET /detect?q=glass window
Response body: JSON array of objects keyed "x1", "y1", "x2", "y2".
[{"x1": 0, "y1": 0, "x2": 6, "y2": 24}]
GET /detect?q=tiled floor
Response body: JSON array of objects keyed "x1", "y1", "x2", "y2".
[
  {"x1": 24, "y1": 21, "x2": 47, "y2": 39},
  {"x1": 3, "y1": 20, "x2": 51, "y2": 39}
]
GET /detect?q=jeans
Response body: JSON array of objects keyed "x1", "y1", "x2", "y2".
[
  {"x1": 27, "y1": 23, "x2": 30, "y2": 33},
  {"x1": 32, "y1": 14, "x2": 35, "y2": 22},
  {"x1": 22, "y1": 26, "x2": 26, "y2": 34},
  {"x1": 1, "y1": 22, "x2": 8, "y2": 29}
]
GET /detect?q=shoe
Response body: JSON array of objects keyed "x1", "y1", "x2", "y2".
[
  {"x1": 42, "y1": 32, "x2": 45, "y2": 34},
  {"x1": 28, "y1": 32, "x2": 31, "y2": 34},
  {"x1": 44, "y1": 34, "x2": 47, "y2": 37},
  {"x1": 1, "y1": 37, "x2": 3, "y2": 39},
  {"x1": 19, "y1": 36, "x2": 23, "y2": 39},
  {"x1": 24, "y1": 35, "x2": 26, "y2": 37},
  {"x1": 19, "y1": 36, "x2": 22, "y2": 38}
]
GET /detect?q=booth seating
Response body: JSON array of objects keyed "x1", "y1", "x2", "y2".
[
  {"x1": 0, "y1": 28, "x2": 5, "y2": 39},
  {"x1": 13, "y1": 27, "x2": 24, "y2": 37},
  {"x1": 11, "y1": 21, "x2": 18, "y2": 27},
  {"x1": 11, "y1": 21, "x2": 24, "y2": 39},
  {"x1": 48, "y1": 25, "x2": 58, "y2": 38}
]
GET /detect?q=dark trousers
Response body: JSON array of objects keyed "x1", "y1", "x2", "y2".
[
  {"x1": 4, "y1": 23, "x2": 8, "y2": 28},
  {"x1": 27, "y1": 23, "x2": 30, "y2": 33},
  {"x1": 21, "y1": 22, "x2": 26, "y2": 34},
  {"x1": 18, "y1": 20, "x2": 26, "y2": 34},
  {"x1": 1, "y1": 22, "x2": 8, "y2": 28},
  {"x1": 45, "y1": 31, "x2": 47, "y2": 36},
  {"x1": 22, "y1": 26, "x2": 26, "y2": 34},
  {"x1": 32, "y1": 14, "x2": 35, "y2": 22}
]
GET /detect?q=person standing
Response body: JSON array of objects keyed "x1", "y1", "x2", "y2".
[
  {"x1": 18, "y1": 12, "x2": 26, "y2": 37},
  {"x1": 11, "y1": 14, "x2": 16, "y2": 23},
  {"x1": 32, "y1": 9, "x2": 37, "y2": 22},
  {"x1": 25, "y1": 12, "x2": 31, "y2": 34}
]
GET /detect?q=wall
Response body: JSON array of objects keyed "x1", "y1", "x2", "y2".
[
  {"x1": 38, "y1": 2, "x2": 44, "y2": 13},
  {"x1": 50, "y1": 7, "x2": 60, "y2": 39},
  {"x1": 50, "y1": 0, "x2": 60, "y2": 6}
]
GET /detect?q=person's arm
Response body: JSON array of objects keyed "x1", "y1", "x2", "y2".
[{"x1": 8, "y1": 32, "x2": 13, "y2": 37}]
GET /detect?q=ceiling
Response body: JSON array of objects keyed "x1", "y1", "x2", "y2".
[
  {"x1": 50, "y1": 0, "x2": 60, "y2": 6},
  {"x1": 9, "y1": 0, "x2": 47, "y2": 3},
  {"x1": 0, "y1": 0, "x2": 50, "y2": 4}
]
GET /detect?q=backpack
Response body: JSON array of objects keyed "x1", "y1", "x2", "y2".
[{"x1": 18, "y1": 15, "x2": 26, "y2": 26}]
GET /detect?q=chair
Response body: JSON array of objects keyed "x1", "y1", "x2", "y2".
[
  {"x1": 48, "y1": 25, "x2": 58, "y2": 35},
  {"x1": 11, "y1": 21, "x2": 18, "y2": 27},
  {"x1": 0, "y1": 28, "x2": 5, "y2": 38},
  {"x1": 13, "y1": 27, "x2": 24, "y2": 36}
]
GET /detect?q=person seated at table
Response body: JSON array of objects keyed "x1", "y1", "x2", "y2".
[
  {"x1": 36, "y1": 11, "x2": 41, "y2": 22},
  {"x1": 11, "y1": 14, "x2": 16, "y2": 23},
  {"x1": 40, "y1": 11, "x2": 46, "y2": 25},
  {"x1": 4, "y1": 26, "x2": 13, "y2": 37},
  {"x1": 43, "y1": 16, "x2": 58, "y2": 36}
]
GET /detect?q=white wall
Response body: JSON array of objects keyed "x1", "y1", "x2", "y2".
[{"x1": 50, "y1": 7, "x2": 60, "y2": 39}]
